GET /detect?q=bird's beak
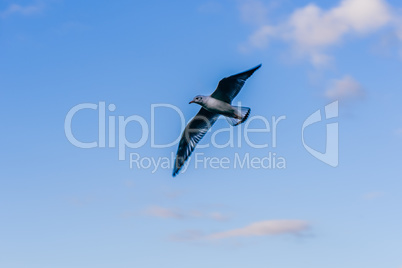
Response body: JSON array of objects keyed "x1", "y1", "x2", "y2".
[{"x1": 189, "y1": 100, "x2": 194, "y2": 104}]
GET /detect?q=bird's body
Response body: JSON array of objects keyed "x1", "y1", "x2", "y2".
[
  {"x1": 195, "y1": 96, "x2": 242, "y2": 118},
  {"x1": 173, "y1": 64, "x2": 261, "y2": 176}
]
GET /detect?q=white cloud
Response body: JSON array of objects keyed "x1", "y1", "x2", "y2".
[
  {"x1": 242, "y1": 0, "x2": 394, "y2": 66},
  {"x1": 247, "y1": 25, "x2": 276, "y2": 49},
  {"x1": 325, "y1": 75, "x2": 365, "y2": 100},
  {"x1": 285, "y1": 0, "x2": 390, "y2": 48},
  {"x1": 0, "y1": 2, "x2": 44, "y2": 18},
  {"x1": 206, "y1": 220, "x2": 310, "y2": 240}
]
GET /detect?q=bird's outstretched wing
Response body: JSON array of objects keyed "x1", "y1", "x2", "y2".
[
  {"x1": 173, "y1": 108, "x2": 219, "y2": 177},
  {"x1": 211, "y1": 64, "x2": 261, "y2": 104}
]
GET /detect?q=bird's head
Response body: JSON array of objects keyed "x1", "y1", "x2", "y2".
[{"x1": 189, "y1": 95, "x2": 205, "y2": 105}]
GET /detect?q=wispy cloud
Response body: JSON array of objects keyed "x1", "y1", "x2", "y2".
[
  {"x1": 144, "y1": 206, "x2": 184, "y2": 219},
  {"x1": 163, "y1": 190, "x2": 185, "y2": 200},
  {"x1": 241, "y1": 25, "x2": 275, "y2": 51},
  {"x1": 172, "y1": 219, "x2": 310, "y2": 242},
  {"x1": 241, "y1": 0, "x2": 395, "y2": 66},
  {"x1": 363, "y1": 191, "x2": 385, "y2": 200},
  {"x1": 206, "y1": 220, "x2": 310, "y2": 240},
  {"x1": 143, "y1": 205, "x2": 230, "y2": 221},
  {"x1": 325, "y1": 75, "x2": 365, "y2": 101},
  {"x1": 0, "y1": 1, "x2": 45, "y2": 19},
  {"x1": 209, "y1": 212, "x2": 230, "y2": 221}
]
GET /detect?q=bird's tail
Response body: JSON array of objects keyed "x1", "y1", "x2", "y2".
[{"x1": 225, "y1": 106, "x2": 251, "y2": 126}]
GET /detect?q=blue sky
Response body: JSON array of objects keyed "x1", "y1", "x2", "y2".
[{"x1": 1, "y1": 0, "x2": 402, "y2": 267}]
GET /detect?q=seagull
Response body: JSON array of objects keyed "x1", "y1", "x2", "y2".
[{"x1": 172, "y1": 64, "x2": 261, "y2": 177}]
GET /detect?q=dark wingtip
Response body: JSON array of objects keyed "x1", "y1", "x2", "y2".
[
  {"x1": 243, "y1": 64, "x2": 262, "y2": 76},
  {"x1": 252, "y1": 64, "x2": 262, "y2": 72},
  {"x1": 235, "y1": 108, "x2": 251, "y2": 126},
  {"x1": 242, "y1": 108, "x2": 251, "y2": 123}
]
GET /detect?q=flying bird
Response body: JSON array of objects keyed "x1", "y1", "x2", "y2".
[{"x1": 172, "y1": 64, "x2": 261, "y2": 176}]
